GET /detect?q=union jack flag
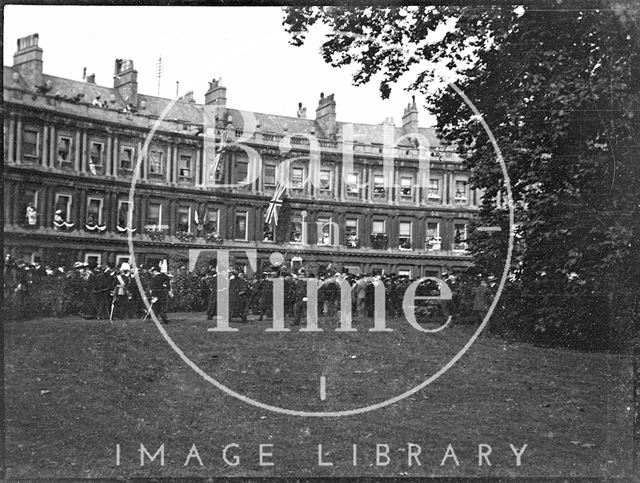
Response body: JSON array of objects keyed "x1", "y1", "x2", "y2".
[{"x1": 265, "y1": 182, "x2": 287, "y2": 226}]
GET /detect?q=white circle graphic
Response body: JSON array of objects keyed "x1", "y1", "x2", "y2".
[{"x1": 128, "y1": 83, "x2": 515, "y2": 417}]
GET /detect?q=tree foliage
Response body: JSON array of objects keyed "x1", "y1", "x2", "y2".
[{"x1": 284, "y1": 2, "x2": 640, "y2": 349}]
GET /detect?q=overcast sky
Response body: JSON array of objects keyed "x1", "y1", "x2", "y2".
[{"x1": 4, "y1": 5, "x2": 439, "y2": 126}]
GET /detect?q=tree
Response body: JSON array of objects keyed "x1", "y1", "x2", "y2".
[{"x1": 284, "y1": 2, "x2": 640, "y2": 348}]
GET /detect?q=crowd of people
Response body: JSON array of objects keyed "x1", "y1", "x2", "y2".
[{"x1": 4, "y1": 254, "x2": 492, "y2": 326}]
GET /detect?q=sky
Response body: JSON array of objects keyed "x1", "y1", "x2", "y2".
[{"x1": 4, "y1": 5, "x2": 439, "y2": 126}]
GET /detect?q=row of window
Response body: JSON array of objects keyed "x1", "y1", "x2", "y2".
[
  {"x1": 235, "y1": 163, "x2": 471, "y2": 202},
  {"x1": 15, "y1": 189, "x2": 468, "y2": 251},
  {"x1": 17, "y1": 127, "x2": 196, "y2": 178},
  {"x1": 14, "y1": 126, "x2": 472, "y2": 203}
]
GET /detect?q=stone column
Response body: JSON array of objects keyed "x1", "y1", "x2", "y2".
[
  {"x1": 166, "y1": 143, "x2": 173, "y2": 184},
  {"x1": 7, "y1": 117, "x2": 15, "y2": 163},
  {"x1": 173, "y1": 144, "x2": 179, "y2": 183},
  {"x1": 41, "y1": 123, "x2": 48, "y2": 167},
  {"x1": 49, "y1": 125, "x2": 56, "y2": 167},
  {"x1": 78, "y1": 188, "x2": 87, "y2": 226},
  {"x1": 195, "y1": 147, "x2": 202, "y2": 186},
  {"x1": 106, "y1": 136, "x2": 113, "y2": 177},
  {"x1": 15, "y1": 118, "x2": 22, "y2": 164},
  {"x1": 138, "y1": 141, "x2": 145, "y2": 180},
  {"x1": 74, "y1": 131, "x2": 81, "y2": 172},
  {"x1": 81, "y1": 130, "x2": 88, "y2": 173}
]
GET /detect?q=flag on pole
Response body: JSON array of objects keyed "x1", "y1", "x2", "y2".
[
  {"x1": 265, "y1": 182, "x2": 287, "y2": 226},
  {"x1": 212, "y1": 127, "x2": 230, "y2": 179}
]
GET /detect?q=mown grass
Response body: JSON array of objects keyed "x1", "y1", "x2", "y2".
[{"x1": 3, "y1": 313, "x2": 634, "y2": 479}]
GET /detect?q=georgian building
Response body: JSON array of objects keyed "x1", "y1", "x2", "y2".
[{"x1": 4, "y1": 33, "x2": 478, "y2": 277}]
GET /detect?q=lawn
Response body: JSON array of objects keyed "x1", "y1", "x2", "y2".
[{"x1": 3, "y1": 312, "x2": 635, "y2": 479}]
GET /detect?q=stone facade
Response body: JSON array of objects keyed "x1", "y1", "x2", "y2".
[{"x1": 4, "y1": 33, "x2": 478, "y2": 277}]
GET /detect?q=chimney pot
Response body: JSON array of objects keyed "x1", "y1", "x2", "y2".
[
  {"x1": 113, "y1": 58, "x2": 138, "y2": 105},
  {"x1": 316, "y1": 92, "x2": 336, "y2": 136},
  {"x1": 205, "y1": 77, "x2": 226, "y2": 106},
  {"x1": 13, "y1": 33, "x2": 43, "y2": 87}
]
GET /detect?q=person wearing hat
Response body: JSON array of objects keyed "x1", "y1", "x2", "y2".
[
  {"x1": 292, "y1": 269, "x2": 308, "y2": 326},
  {"x1": 205, "y1": 266, "x2": 218, "y2": 321},
  {"x1": 149, "y1": 265, "x2": 171, "y2": 324},
  {"x1": 91, "y1": 265, "x2": 110, "y2": 320},
  {"x1": 229, "y1": 268, "x2": 248, "y2": 322},
  {"x1": 111, "y1": 262, "x2": 133, "y2": 319}
]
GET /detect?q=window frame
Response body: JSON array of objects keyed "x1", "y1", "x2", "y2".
[
  {"x1": 428, "y1": 178, "x2": 440, "y2": 199},
  {"x1": 54, "y1": 193, "x2": 73, "y2": 222},
  {"x1": 425, "y1": 221, "x2": 441, "y2": 251},
  {"x1": 453, "y1": 222, "x2": 468, "y2": 251},
  {"x1": 86, "y1": 196, "x2": 104, "y2": 225},
  {"x1": 204, "y1": 206, "x2": 220, "y2": 234},
  {"x1": 57, "y1": 135, "x2": 73, "y2": 164},
  {"x1": 372, "y1": 219, "x2": 386, "y2": 235},
  {"x1": 373, "y1": 173, "x2": 386, "y2": 197},
  {"x1": 84, "y1": 253, "x2": 102, "y2": 266},
  {"x1": 319, "y1": 169, "x2": 333, "y2": 192},
  {"x1": 117, "y1": 199, "x2": 134, "y2": 228},
  {"x1": 89, "y1": 141, "x2": 104, "y2": 167},
  {"x1": 400, "y1": 175, "x2": 413, "y2": 199},
  {"x1": 177, "y1": 205, "x2": 192, "y2": 232},
  {"x1": 398, "y1": 221, "x2": 412, "y2": 250},
  {"x1": 290, "y1": 166, "x2": 305, "y2": 190},
  {"x1": 22, "y1": 127, "x2": 40, "y2": 160},
  {"x1": 263, "y1": 164, "x2": 277, "y2": 188},
  {"x1": 120, "y1": 145, "x2": 135, "y2": 171},
  {"x1": 346, "y1": 172, "x2": 360, "y2": 196},
  {"x1": 147, "y1": 202, "x2": 163, "y2": 228},
  {"x1": 289, "y1": 214, "x2": 303, "y2": 244},
  {"x1": 317, "y1": 217, "x2": 333, "y2": 246},
  {"x1": 178, "y1": 154, "x2": 192, "y2": 179},
  {"x1": 148, "y1": 149, "x2": 165, "y2": 175},
  {"x1": 234, "y1": 210, "x2": 249, "y2": 241},
  {"x1": 236, "y1": 160, "x2": 249, "y2": 185},
  {"x1": 455, "y1": 179, "x2": 468, "y2": 201}
]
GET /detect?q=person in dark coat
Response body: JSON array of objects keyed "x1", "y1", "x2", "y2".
[
  {"x1": 92, "y1": 266, "x2": 111, "y2": 320},
  {"x1": 150, "y1": 265, "x2": 172, "y2": 324},
  {"x1": 229, "y1": 269, "x2": 248, "y2": 322},
  {"x1": 205, "y1": 268, "x2": 218, "y2": 320},
  {"x1": 292, "y1": 270, "x2": 309, "y2": 326}
]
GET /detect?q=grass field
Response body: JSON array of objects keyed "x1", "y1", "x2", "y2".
[{"x1": 3, "y1": 312, "x2": 635, "y2": 479}]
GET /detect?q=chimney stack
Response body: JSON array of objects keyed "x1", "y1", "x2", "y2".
[
  {"x1": 402, "y1": 95, "x2": 419, "y2": 134},
  {"x1": 205, "y1": 78, "x2": 226, "y2": 107},
  {"x1": 316, "y1": 92, "x2": 337, "y2": 137},
  {"x1": 86, "y1": 73, "x2": 96, "y2": 84},
  {"x1": 113, "y1": 59, "x2": 138, "y2": 105},
  {"x1": 13, "y1": 33, "x2": 43, "y2": 87}
]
